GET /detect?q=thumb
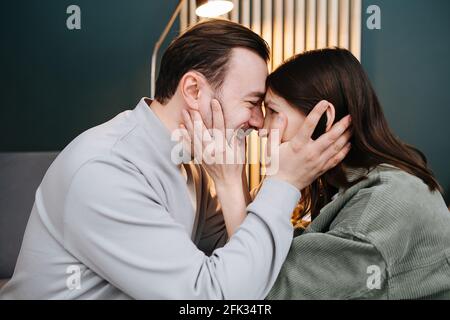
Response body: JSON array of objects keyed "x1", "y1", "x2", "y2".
[{"x1": 267, "y1": 113, "x2": 287, "y2": 158}]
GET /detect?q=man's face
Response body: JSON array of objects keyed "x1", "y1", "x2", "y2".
[{"x1": 201, "y1": 48, "x2": 267, "y2": 133}]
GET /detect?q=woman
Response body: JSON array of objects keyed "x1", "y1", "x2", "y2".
[{"x1": 262, "y1": 48, "x2": 450, "y2": 299}]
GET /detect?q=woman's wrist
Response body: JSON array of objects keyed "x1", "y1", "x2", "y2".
[
  {"x1": 214, "y1": 178, "x2": 248, "y2": 237},
  {"x1": 214, "y1": 176, "x2": 243, "y2": 192}
]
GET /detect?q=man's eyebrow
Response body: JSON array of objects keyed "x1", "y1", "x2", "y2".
[{"x1": 245, "y1": 91, "x2": 265, "y2": 99}]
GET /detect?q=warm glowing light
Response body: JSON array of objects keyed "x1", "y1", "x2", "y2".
[{"x1": 195, "y1": 0, "x2": 234, "y2": 18}]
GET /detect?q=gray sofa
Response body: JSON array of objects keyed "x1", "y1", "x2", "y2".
[{"x1": 0, "y1": 152, "x2": 58, "y2": 289}]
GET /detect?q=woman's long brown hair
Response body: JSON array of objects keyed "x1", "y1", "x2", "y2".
[{"x1": 266, "y1": 48, "x2": 443, "y2": 229}]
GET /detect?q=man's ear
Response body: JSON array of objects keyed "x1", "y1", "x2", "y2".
[
  {"x1": 180, "y1": 71, "x2": 208, "y2": 111},
  {"x1": 325, "y1": 102, "x2": 336, "y2": 132}
]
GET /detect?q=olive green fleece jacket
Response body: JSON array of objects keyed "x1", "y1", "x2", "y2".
[{"x1": 267, "y1": 164, "x2": 450, "y2": 300}]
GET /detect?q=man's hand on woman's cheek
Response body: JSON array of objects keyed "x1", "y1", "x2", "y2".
[{"x1": 268, "y1": 100, "x2": 352, "y2": 190}]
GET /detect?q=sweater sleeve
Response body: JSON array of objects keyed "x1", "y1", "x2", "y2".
[
  {"x1": 266, "y1": 230, "x2": 388, "y2": 300},
  {"x1": 63, "y1": 158, "x2": 300, "y2": 299}
]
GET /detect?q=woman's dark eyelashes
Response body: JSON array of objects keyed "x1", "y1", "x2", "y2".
[{"x1": 265, "y1": 106, "x2": 278, "y2": 114}]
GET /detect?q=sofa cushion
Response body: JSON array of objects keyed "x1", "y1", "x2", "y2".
[{"x1": 0, "y1": 152, "x2": 58, "y2": 278}]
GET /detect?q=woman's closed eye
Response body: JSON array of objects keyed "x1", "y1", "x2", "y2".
[{"x1": 265, "y1": 106, "x2": 278, "y2": 114}]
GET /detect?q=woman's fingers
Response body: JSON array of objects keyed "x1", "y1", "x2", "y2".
[
  {"x1": 182, "y1": 109, "x2": 194, "y2": 136},
  {"x1": 191, "y1": 110, "x2": 212, "y2": 141},
  {"x1": 179, "y1": 124, "x2": 192, "y2": 158},
  {"x1": 181, "y1": 110, "x2": 203, "y2": 163},
  {"x1": 211, "y1": 99, "x2": 228, "y2": 152},
  {"x1": 211, "y1": 99, "x2": 225, "y2": 132},
  {"x1": 179, "y1": 124, "x2": 191, "y2": 143}
]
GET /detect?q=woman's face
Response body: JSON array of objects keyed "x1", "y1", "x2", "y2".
[{"x1": 262, "y1": 89, "x2": 307, "y2": 143}]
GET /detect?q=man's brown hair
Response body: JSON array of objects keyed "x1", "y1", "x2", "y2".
[{"x1": 155, "y1": 19, "x2": 270, "y2": 104}]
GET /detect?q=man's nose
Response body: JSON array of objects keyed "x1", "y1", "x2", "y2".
[{"x1": 248, "y1": 106, "x2": 264, "y2": 130}]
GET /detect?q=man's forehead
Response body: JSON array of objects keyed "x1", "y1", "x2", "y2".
[
  {"x1": 227, "y1": 49, "x2": 268, "y2": 74},
  {"x1": 221, "y1": 48, "x2": 268, "y2": 98},
  {"x1": 222, "y1": 71, "x2": 267, "y2": 97}
]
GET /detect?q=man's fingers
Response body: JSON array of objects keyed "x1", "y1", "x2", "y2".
[
  {"x1": 293, "y1": 100, "x2": 330, "y2": 145},
  {"x1": 268, "y1": 113, "x2": 287, "y2": 145},
  {"x1": 266, "y1": 112, "x2": 286, "y2": 160},
  {"x1": 318, "y1": 127, "x2": 352, "y2": 164},
  {"x1": 323, "y1": 142, "x2": 352, "y2": 171},
  {"x1": 315, "y1": 115, "x2": 352, "y2": 153},
  {"x1": 271, "y1": 113, "x2": 287, "y2": 145}
]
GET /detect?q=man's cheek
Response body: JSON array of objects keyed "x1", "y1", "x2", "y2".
[
  {"x1": 239, "y1": 109, "x2": 253, "y2": 127},
  {"x1": 221, "y1": 108, "x2": 235, "y2": 130},
  {"x1": 222, "y1": 104, "x2": 248, "y2": 130}
]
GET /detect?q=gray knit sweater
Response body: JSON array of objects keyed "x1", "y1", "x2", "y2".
[
  {"x1": 0, "y1": 98, "x2": 300, "y2": 299},
  {"x1": 267, "y1": 164, "x2": 450, "y2": 300}
]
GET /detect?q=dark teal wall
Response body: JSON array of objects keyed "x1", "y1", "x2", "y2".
[
  {"x1": 362, "y1": 0, "x2": 450, "y2": 202},
  {"x1": 0, "y1": 0, "x2": 179, "y2": 151},
  {"x1": 1, "y1": 0, "x2": 449, "y2": 201}
]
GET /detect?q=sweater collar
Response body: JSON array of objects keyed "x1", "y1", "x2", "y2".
[
  {"x1": 337, "y1": 166, "x2": 372, "y2": 194},
  {"x1": 306, "y1": 164, "x2": 397, "y2": 233},
  {"x1": 132, "y1": 97, "x2": 179, "y2": 162}
]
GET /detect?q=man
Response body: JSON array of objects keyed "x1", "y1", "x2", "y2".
[{"x1": 0, "y1": 20, "x2": 351, "y2": 299}]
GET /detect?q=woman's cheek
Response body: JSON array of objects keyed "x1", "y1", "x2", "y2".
[
  {"x1": 262, "y1": 113, "x2": 273, "y2": 135},
  {"x1": 282, "y1": 115, "x2": 304, "y2": 143},
  {"x1": 280, "y1": 117, "x2": 291, "y2": 143}
]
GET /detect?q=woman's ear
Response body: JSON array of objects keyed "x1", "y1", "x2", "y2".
[
  {"x1": 180, "y1": 71, "x2": 201, "y2": 111},
  {"x1": 325, "y1": 102, "x2": 336, "y2": 132}
]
